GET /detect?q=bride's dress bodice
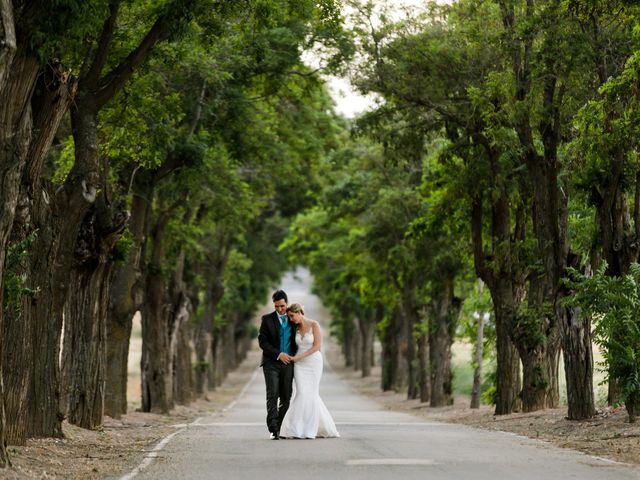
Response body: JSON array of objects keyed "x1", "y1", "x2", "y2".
[{"x1": 295, "y1": 331, "x2": 316, "y2": 357}]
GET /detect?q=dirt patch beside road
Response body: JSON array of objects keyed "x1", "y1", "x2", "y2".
[
  {"x1": 3, "y1": 350, "x2": 261, "y2": 479},
  {"x1": 334, "y1": 363, "x2": 640, "y2": 467}
]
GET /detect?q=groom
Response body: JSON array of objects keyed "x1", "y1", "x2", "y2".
[{"x1": 258, "y1": 289, "x2": 297, "y2": 440}]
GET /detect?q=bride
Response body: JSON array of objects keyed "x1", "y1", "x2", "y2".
[{"x1": 279, "y1": 303, "x2": 340, "y2": 439}]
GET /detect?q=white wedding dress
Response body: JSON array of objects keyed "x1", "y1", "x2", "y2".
[{"x1": 279, "y1": 330, "x2": 340, "y2": 439}]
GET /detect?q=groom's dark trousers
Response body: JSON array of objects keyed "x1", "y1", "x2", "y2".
[{"x1": 258, "y1": 311, "x2": 297, "y2": 434}]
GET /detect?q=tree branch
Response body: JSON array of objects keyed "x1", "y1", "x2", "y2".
[
  {"x1": 84, "y1": 1, "x2": 120, "y2": 87},
  {"x1": 95, "y1": 0, "x2": 189, "y2": 108}
]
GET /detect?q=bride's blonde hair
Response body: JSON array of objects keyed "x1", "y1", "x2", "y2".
[{"x1": 286, "y1": 303, "x2": 304, "y2": 315}]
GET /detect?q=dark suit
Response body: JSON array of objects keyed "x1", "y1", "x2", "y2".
[{"x1": 258, "y1": 311, "x2": 297, "y2": 434}]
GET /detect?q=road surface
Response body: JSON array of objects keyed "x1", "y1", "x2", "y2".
[{"x1": 119, "y1": 268, "x2": 639, "y2": 480}]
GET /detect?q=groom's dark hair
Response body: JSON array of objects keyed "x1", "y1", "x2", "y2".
[{"x1": 272, "y1": 290, "x2": 288, "y2": 303}]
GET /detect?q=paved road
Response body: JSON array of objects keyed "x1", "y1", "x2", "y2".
[{"x1": 121, "y1": 269, "x2": 640, "y2": 480}]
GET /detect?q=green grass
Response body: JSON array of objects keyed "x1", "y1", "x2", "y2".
[{"x1": 451, "y1": 341, "x2": 610, "y2": 407}]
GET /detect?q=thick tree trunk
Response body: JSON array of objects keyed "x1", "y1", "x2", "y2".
[
  {"x1": 60, "y1": 260, "x2": 114, "y2": 429},
  {"x1": 27, "y1": 217, "x2": 66, "y2": 438},
  {"x1": 105, "y1": 178, "x2": 150, "y2": 417},
  {"x1": 27, "y1": 88, "x2": 105, "y2": 438},
  {"x1": 3, "y1": 57, "x2": 76, "y2": 442},
  {"x1": 141, "y1": 213, "x2": 173, "y2": 413},
  {"x1": 429, "y1": 278, "x2": 460, "y2": 407},
  {"x1": 560, "y1": 305, "x2": 595, "y2": 419},
  {"x1": 0, "y1": 6, "x2": 18, "y2": 459},
  {"x1": 57, "y1": 75, "x2": 131, "y2": 426},
  {"x1": 0, "y1": 56, "x2": 38, "y2": 444},
  {"x1": 471, "y1": 168, "x2": 524, "y2": 415}
]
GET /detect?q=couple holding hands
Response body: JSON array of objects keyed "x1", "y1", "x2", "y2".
[{"x1": 258, "y1": 290, "x2": 340, "y2": 440}]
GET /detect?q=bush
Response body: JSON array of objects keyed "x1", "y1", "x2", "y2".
[{"x1": 564, "y1": 263, "x2": 640, "y2": 423}]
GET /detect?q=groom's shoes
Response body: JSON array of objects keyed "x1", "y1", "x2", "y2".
[{"x1": 270, "y1": 431, "x2": 280, "y2": 440}]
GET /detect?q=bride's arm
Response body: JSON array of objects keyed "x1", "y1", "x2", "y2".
[{"x1": 293, "y1": 321, "x2": 322, "y2": 362}]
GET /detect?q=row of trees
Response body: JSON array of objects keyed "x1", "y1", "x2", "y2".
[
  {"x1": 286, "y1": 0, "x2": 640, "y2": 425},
  {"x1": 0, "y1": 0, "x2": 347, "y2": 468}
]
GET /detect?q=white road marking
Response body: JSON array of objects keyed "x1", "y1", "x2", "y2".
[
  {"x1": 346, "y1": 459, "x2": 437, "y2": 466},
  {"x1": 168, "y1": 421, "x2": 436, "y2": 427},
  {"x1": 222, "y1": 367, "x2": 260, "y2": 412},
  {"x1": 119, "y1": 367, "x2": 260, "y2": 479},
  {"x1": 119, "y1": 430, "x2": 184, "y2": 480}
]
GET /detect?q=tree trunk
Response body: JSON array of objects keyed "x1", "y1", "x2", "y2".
[
  {"x1": 4, "y1": 56, "x2": 76, "y2": 441},
  {"x1": 429, "y1": 278, "x2": 460, "y2": 407},
  {"x1": 194, "y1": 309, "x2": 213, "y2": 396},
  {"x1": 471, "y1": 164, "x2": 524, "y2": 415},
  {"x1": 105, "y1": 175, "x2": 151, "y2": 417},
  {"x1": 341, "y1": 314, "x2": 355, "y2": 367},
  {"x1": 0, "y1": 7, "x2": 18, "y2": 460},
  {"x1": 417, "y1": 318, "x2": 430, "y2": 403},
  {"x1": 560, "y1": 304, "x2": 595, "y2": 419},
  {"x1": 626, "y1": 396, "x2": 639, "y2": 423},
  {"x1": 470, "y1": 309, "x2": 485, "y2": 409},
  {"x1": 352, "y1": 317, "x2": 362, "y2": 372},
  {"x1": 358, "y1": 314, "x2": 375, "y2": 378},
  {"x1": 0, "y1": 0, "x2": 16, "y2": 91},
  {"x1": 60, "y1": 260, "x2": 114, "y2": 429},
  {"x1": 402, "y1": 290, "x2": 419, "y2": 400},
  {"x1": 174, "y1": 315, "x2": 193, "y2": 405},
  {"x1": 170, "y1": 249, "x2": 193, "y2": 406},
  {"x1": 381, "y1": 307, "x2": 401, "y2": 391},
  {"x1": 141, "y1": 212, "x2": 173, "y2": 413},
  {"x1": 169, "y1": 293, "x2": 191, "y2": 405}
]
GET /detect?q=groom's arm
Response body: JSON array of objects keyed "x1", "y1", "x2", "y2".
[{"x1": 258, "y1": 316, "x2": 281, "y2": 360}]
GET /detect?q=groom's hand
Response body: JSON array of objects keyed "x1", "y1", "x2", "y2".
[{"x1": 277, "y1": 352, "x2": 292, "y2": 364}]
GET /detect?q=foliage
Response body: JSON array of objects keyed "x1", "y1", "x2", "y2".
[
  {"x1": 3, "y1": 233, "x2": 39, "y2": 316},
  {"x1": 564, "y1": 263, "x2": 640, "y2": 421}
]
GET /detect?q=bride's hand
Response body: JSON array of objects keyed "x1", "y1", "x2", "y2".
[{"x1": 292, "y1": 355, "x2": 300, "y2": 362}]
